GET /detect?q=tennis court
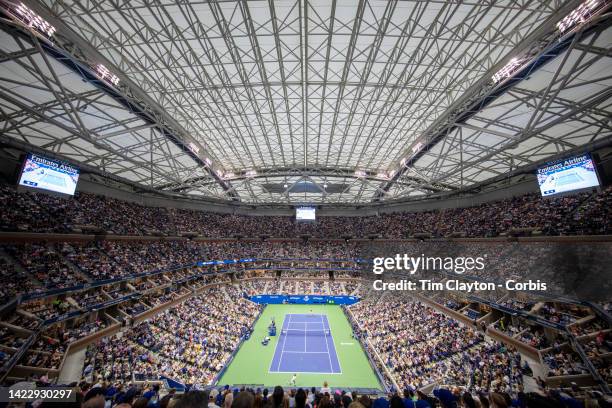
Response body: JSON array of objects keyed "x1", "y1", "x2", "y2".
[
  {"x1": 556, "y1": 171, "x2": 584, "y2": 186},
  {"x1": 217, "y1": 304, "x2": 381, "y2": 388},
  {"x1": 40, "y1": 173, "x2": 68, "y2": 187},
  {"x1": 269, "y1": 313, "x2": 341, "y2": 374}
]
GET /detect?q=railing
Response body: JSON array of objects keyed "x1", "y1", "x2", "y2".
[
  {"x1": 584, "y1": 301, "x2": 612, "y2": 326},
  {"x1": 485, "y1": 327, "x2": 540, "y2": 362},
  {"x1": 161, "y1": 376, "x2": 186, "y2": 392},
  {"x1": 0, "y1": 329, "x2": 38, "y2": 383},
  {"x1": 249, "y1": 295, "x2": 359, "y2": 305},
  {"x1": 9, "y1": 257, "x2": 365, "y2": 306},
  {"x1": 3, "y1": 281, "x2": 221, "y2": 381},
  {"x1": 467, "y1": 295, "x2": 566, "y2": 331},
  {"x1": 42, "y1": 293, "x2": 140, "y2": 326},
  {"x1": 423, "y1": 291, "x2": 612, "y2": 396},
  {"x1": 416, "y1": 293, "x2": 478, "y2": 328},
  {"x1": 568, "y1": 334, "x2": 611, "y2": 395}
]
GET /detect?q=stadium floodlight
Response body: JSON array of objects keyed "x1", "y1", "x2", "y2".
[
  {"x1": 354, "y1": 170, "x2": 367, "y2": 178},
  {"x1": 187, "y1": 142, "x2": 200, "y2": 155},
  {"x1": 323, "y1": 183, "x2": 328, "y2": 189},
  {"x1": 557, "y1": 0, "x2": 600, "y2": 34},
  {"x1": 411, "y1": 142, "x2": 424, "y2": 156},
  {"x1": 492, "y1": 58, "x2": 523, "y2": 84},
  {"x1": 95, "y1": 64, "x2": 120, "y2": 86},
  {"x1": 14, "y1": 2, "x2": 56, "y2": 38},
  {"x1": 283, "y1": 184, "x2": 288, "y2": 189}
]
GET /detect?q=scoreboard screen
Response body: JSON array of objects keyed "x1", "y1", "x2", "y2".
[
  {"x1": 19, "y1": 153, "x2": 80, "y2": 195},
  {"x1": 537, "y1": 153, "x2": 600, "y2": 197},
  {"x1": 296, "y1": 207, "x2": 316, "y2": 221}
]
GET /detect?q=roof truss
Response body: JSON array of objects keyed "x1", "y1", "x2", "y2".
[{"x1": 0, "y1": 0, "x2": 610, "y2": 205}]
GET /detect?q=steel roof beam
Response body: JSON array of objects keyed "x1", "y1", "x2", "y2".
[
  {"x1": 0, "y1": 0, "x2": 239, "y2": 200},
  {"x1": 374, "y1": 0, "x2": 608, "y2": 201}
]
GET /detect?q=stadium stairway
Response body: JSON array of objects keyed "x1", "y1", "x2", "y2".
[
  {"x1": 523, "y1": 353, "x2": 546, "y2": 391},
  {"x1": 522, "y1": 375, "x2": 540, "y2": 393},
  {"x1": 57, "y1": 347, "x2": 87, "y2": 384}
]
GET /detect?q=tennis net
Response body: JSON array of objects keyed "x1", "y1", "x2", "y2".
[{"x1": 281, "y1": 329, "x2": 330, "y2": 337}]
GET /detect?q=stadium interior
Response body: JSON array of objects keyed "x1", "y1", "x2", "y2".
[{"x1": 0, "y1": 0, "x2": 611, "y2": 407}]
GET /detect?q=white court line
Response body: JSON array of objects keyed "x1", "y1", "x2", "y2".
[
  {"x1": 268, "y1": 315, "x2": 288, "y2": 373},
  {"x1": 276, "y1": 314, "x2": 291, "y2": 371},
  {"x1": 304, "y1": 321, "x2": 307, "y2": 352},
  {"x1": 324, "y1": 314, "x2": 342, "y2": 374},
  {"x1": 282, "y1": 351, "x2": 330, "y2": 354},
  {"x1": 272, "y1": 370, "x2": 343, "y2": 375},
  {"x1": 269, "y1": 313, "x2": 343, "y2": 375},
  {"x1": 320, "y1": 314, "x2": 334, "y2": 372}
]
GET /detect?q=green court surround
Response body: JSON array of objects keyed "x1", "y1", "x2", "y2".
[{"x1": 217, "y1": 304, "x2": 382, "y2": 389}]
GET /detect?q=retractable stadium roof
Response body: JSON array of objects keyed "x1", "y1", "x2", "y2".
[{"x1": 0, "y1": 0, "x2": 610, "y2": 207}]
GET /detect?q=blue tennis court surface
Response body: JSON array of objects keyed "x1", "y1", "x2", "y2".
[{"x1": 269, "y1": 313, "x2": 341, "y2": 374}]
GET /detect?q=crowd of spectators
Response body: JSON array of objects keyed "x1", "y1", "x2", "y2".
[
  {"x1": 349, "y1": 298, "x2": 524, "y2": 394},
  {"x1": 581, "y1": 330, "x2": 612, "y2": 384},
  {"x1": 120, "y1": 300, "x2": 148, "y2": 317},
  {"x1": 312, "y1": 281, "x2": 326, "y2": 294},
  {"x1": 328, "y1": 282, "x2": 344, "y2": 295},
  {"x1": 239, "y1": 280, "x2": 269, "y2": 296},
  {"x1": 0, "y1": 179, "x2": 610, "y2": 404},
  {"x1": 516, "y1": 327, "x2": 551, "y2": 350},
  {"x1": 282, "y1": 271, "x2": 329, "y2": 279},
  {"x1": 64, "y1": 319, "x2": 110, "y2": 342},
  {"x1": 543, "y1": 348, "x2": 589, "y2": 377},
  {"x1": 570, "y1": 318, "x2": 608, "y2": 337},
  {"x1": 4, "y1": 243, "x2": 88, "y2": 289},
  {"x1": 1, "y1": 274, "x2": 610, "y2": 407},
  {"x1": 86, "y1": 287, "x2": 260, "y2": 385},
  {"x1": 0, "y1": 240, "x2": 364, "y2": 305},
  {"x1": 344, "y1": 282, "x2": 359, "y2": 296},
  {"x1": 13, "y1": 379, "x2": 612, "y2": 408},
  {"x1": 18, "y1": 318, "x2": 111, "y2": 370},
  {"x1": 0, "y1": 255, "x2": 41, "y2": 303},
  {"x1": 20, "y1": 297, "x2": 76, "y2": 321},
  {"x1": 72, "y1": 289, "x2": 111, "y2": 310},
  {"x1": 280, "y1": 281, "x2": 298, "y2": 295},
  {"x1": 6, "y1": 313, "x2": 41, "y2": 330},
  {"x1": 0, "y1": 326, "x2": 27, "y2": 355},
  {"x1": 103, "y1": 283, "x2": 134, "y2": 300},
  {"x1": 1, "y1": 182, "x2": 611, "y2": 238},
  {"x1": 265, "y1": 280, "x2": 356, "y2": 296},
  {"x1": 537, "y1": 304, "x2": 590, "y2": 326}
]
